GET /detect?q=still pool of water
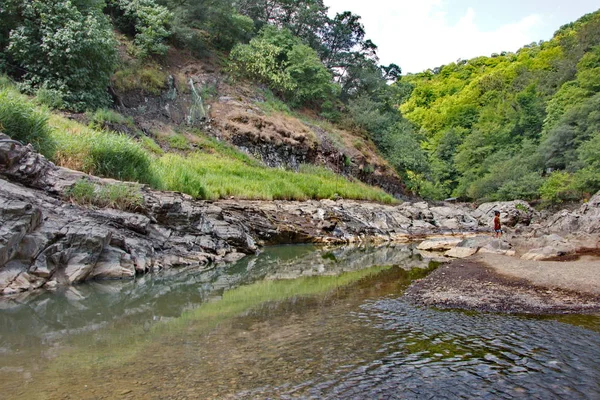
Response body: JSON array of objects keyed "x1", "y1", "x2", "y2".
[{"x1": 0, "y1": 244, "x2": 599, "y2": 399}]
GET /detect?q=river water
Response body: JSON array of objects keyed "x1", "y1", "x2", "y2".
[{"x1": 0, "y1": 244, "x2": 599, "y2": 399}]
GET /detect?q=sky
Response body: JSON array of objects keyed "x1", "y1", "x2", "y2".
[{"x1": 324, "y1": 0, "x2": 600, "y2": 73}]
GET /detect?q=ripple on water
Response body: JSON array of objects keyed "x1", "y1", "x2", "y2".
[{"x1": 301, "y1": 299, "x2": 600, "y2": 399}]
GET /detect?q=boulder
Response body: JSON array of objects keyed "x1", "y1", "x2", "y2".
[
  {"x1": 445, "y1": 246, "x2": 478, "y2": 258},
  {"x1": 474, "y1": 200, "x2": 536, "y2": 228},
  {"x1": 417, "y1": 237, "x2": 463, "y2": 251}
]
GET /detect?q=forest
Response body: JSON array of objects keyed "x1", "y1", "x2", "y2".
[{"x1": 1, "y1": 0, "x2": 599, "y2": 204}]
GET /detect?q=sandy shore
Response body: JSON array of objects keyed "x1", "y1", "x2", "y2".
[{"x1": 405, "y1": 253, "x2": 600, "y2": 314}]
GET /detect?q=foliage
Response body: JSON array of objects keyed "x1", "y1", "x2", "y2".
[
  {"x1": 398, "y1": 10, "x2": 600, "y2": 202},
  {"x1": 3, "y1": 0, "x2": 117, "y2": 111},
  {"x1": 106, "y1": 0, "x2": 173, "y2": 57},
  {"x1": 229, "y1": 26, "x2": 336, "y2": 107},
  {"x1": 539, "y1": 171, "x2": 577, "y2": 204}
]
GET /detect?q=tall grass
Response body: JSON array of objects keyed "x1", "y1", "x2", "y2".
[
  {"x1": 0, "y1": 88, "x2": 56, "y2": 158},
  {"x1": 50, "y1": 115, "x2": 158, "y2": 184},
  {"x1": 153, "y1": 153, "x2": 395, "y2": 202}
]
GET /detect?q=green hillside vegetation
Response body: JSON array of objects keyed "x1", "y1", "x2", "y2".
[
  {"x1": 0, "y1": 82, "x2": 394, "y2": 202},
  {"x1": 1, "y1": 0, "x2": 599, "y2": 205},
  {"x1": 398, "y1": 11, "x2": 600, "y2": 203}
]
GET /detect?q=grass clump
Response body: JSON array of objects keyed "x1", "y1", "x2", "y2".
[
  {"x1": 140, "y1": 135, "x2": 164, "y2": 155},
  {"x1": 0, "y1": 87, "x2": 56, "y2": 158},
  {"x1": 258, "y1": 88, "x2": 291, "y2": 115},
  {"x1": 49, "y1": 115, "x2": 159, "y2": 185},
  {"x1": 88, "y1": 108, "x2": 136, "y2": 132},
  {"x1": 112, "y1": 64, "x2": 168, "y2": 95},
  {"x1": 0, "y1": 83, "x2": 396, "y2": 203},
  {"x1": 66, "y1": 179, "x2": 144, "y2": 211},
  {"x1": 167, "y1": 134, "x2": 189, "y2": 150}
]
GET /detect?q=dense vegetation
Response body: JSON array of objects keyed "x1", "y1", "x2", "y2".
[
  {"x1": 1, "y1": 0, "x2": 599, "y2": 204},
  {"x1": 397, "y1": 11, "x2": 600, "y2": 203}
]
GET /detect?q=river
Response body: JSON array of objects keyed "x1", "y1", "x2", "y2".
[{"x1": 1, "y1": 244, "x2": 599, "y2": 399}]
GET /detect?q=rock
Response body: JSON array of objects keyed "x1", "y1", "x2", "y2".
[
  {"x1": 89, "y1": 247, "x2": 136, "y2": 280},
  {"x1": 478, "y1": 239, "x2": 515, "y2": 256},
  {"x1": 445, "y1": 246, "x2": 478, "y2": 258},
  {"x1": 417, "y1": 237, "x2": 464, "y2": 251},
  {"x1": 443, "y1": 236, "x2": 492, "y2": 258},
  {"x1": 474, "y1": 200, "x2": 536, "y2": 228}
]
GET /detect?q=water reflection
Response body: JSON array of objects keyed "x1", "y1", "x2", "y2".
[
  {"x1": 0, "y1": 243, "x2": 599, "y2": 399},
  {"x1": 0, "y1": 244, "x2": 428, "y2": 359}
]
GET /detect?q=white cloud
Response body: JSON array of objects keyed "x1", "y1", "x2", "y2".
[{"x1": 325, "y1": 0, "x2": 544, "y2": 73}]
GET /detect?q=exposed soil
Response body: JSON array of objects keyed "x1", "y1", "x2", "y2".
[{"x1": 405, "y1": 256, "x2": 600, "y2": 315}]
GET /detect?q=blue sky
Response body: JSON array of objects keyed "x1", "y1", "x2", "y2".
[{"x1": 324, "y1": 0, "x2": 600, "y2": 73}]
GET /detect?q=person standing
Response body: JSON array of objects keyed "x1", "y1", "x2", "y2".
[{"x1": 493, "y1": 210, "x2": 502, "y2": 238}]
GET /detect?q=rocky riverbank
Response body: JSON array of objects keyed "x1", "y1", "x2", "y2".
[{"x1": 2, "y1": 134, "x2": 600, "y2": 306}]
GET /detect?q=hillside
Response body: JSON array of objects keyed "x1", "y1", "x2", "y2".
[
  {"x1": 0, "y1": 0, "x2": 407, "y2": 203},
  {"x1": 1, "y1": 1, "x2": 599, "y2": 206},
  {"x1": 398, "y1": 10, "x2": 600, "y2": 203}
]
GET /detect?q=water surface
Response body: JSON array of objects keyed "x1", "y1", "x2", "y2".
[{"x1": 0, "y1": 244, "x2": 599, "y2": 399}]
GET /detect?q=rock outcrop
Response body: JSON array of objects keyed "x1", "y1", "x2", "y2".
[{"x1": 2, "y1": 135, "x2": 598, "y2": 295}]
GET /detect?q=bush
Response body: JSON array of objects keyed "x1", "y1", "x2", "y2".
[
  {"x1": 106, "y1": 0, "x2": 173, "y2": 58},
  {"x1": 209, "y1": 13, "x2": 254, "y2": 51},
  {"x1": 0, "y1": 88, "x2": 56, "y2": 157},
  {"x1": 229, "y1": 26, "x2": 336, "y2": 107},
  {"x1": 6, "y1": 0, "x2": 117, "y2": 111},
  {"x1": 540, "y1": 171, "x2": 578, "y2": 204}
]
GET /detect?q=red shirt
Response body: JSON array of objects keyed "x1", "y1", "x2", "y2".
[{"x1": 494, "y1": 216, "x2": 501, "y2": 230}]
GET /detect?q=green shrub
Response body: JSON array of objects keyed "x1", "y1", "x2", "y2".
[
  {"x1": 229, "y1": 26, "x2": 336, "y2": 107},
  {"x1": 209, "y1": 13, "x2": 254, "y2": 51},
  {"x1": 0, "y1": 88, "x2": 56, "y2": 157},
  {"x1": 540, "y1": 171, "x2": 578, "y2": 204},
  {"x1": 35, "y1": 87, "x2": 66, "y2": 110},
  {"x1": 6, "y1": 0, "x2": 117, "y2": 111}
]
